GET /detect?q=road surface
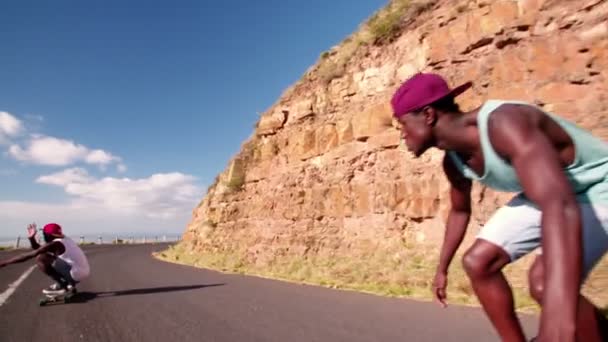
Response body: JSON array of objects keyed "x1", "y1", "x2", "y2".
[{"x1": 0, "y1": 244, "x2": 537, "y2": 341}]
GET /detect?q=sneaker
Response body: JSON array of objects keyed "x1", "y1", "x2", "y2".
[
  {"x1": 43, "y1": 287, "x2": 67, "y2": 296},
  {"x1": 48, "y1": 283, "x2": 62, "y2": 291}
]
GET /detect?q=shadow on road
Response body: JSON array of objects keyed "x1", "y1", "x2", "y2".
[{"x1": 67, "y1": 283, "x2": 225, "y2": 304}]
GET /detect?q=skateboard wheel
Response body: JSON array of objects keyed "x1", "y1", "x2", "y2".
[{"x1": 39, "y1": 299, "x2": 47, "y2": 306}]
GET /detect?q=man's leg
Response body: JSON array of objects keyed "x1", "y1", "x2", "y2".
[
  {"x1": 462, "y1": 239, "x2": 527, "y2": 342},
  {"x1": 462, "y1": 195, "x2": 545, "y2": 342},
  {"x1": 36, "y1": 253, "x2": 68, "y2": 288},
  {"x1": 528, "y1": 256, "x2": 607, "y2": 341},
  {"x1": 51, "y1": 258, "x2": 76, "y2": 289}
]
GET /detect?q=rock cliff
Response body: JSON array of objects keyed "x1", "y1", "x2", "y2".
[{"x1": 170, "y1": 0, "x2": 608, "y2": 308}]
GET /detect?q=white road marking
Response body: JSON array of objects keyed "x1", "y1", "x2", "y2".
[{"x1": 0, "y1": 265, "x2": 36, "y2": 306}]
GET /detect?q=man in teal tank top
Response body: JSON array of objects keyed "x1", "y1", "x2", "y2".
[{"x1": 391, "y1": 73, "x2": 608, "y2": 342}]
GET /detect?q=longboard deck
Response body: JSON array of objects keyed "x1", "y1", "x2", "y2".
[{"x1": 39, "y1": 292, "x2": 76, "y2": 306}]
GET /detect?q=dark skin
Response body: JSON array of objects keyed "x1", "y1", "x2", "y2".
[
  {"x1": 0, "y1": 223, "x2": 67, "y2": 286},
  {"x1": 397, "y1": 100, "x2": 606, "y2": 342}
]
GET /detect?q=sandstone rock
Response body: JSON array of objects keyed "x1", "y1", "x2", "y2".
[
  {"x1": 316, "y1": 124, "x2": 339, "y2": 155},
  {"x1": 313, "y1": 93, "x2": 328, "y2": 117},
  {"x1": 290, "y1": 128, "x2": 317, "y2": 161},
  {"x1": 354, "y1": 64, "x2": 396, "y2": 96},
  {"x1": 492, "y1": 49, "x2": 526, "y2": 84},
  {"x1": 581, "y1": 0, "x2": 608, "y2": 22},
  {"x1": 427, "y1": 27, "x2": 451, "y2": 64},
  {"x1": 535, "y1": 82, "x2": 593, "y2": 104},
  {"x1": 447, "y1": 14, "x2": 471, "y2": 54},
  {"x1": 532, "y1": 16, "x2": 558, "y2": 35},
  {"x1": 326, "y1": 186, "x2": 346, "y2": 218},
  {"x1": 394, "y1": 33, "x2": 429, "y2": 81},
  {"x1": 258, "y1": 138, "x2": 278, "y2": 161},
  {"x1": 461, "y1": 2, "x2": 519, "y2": 54},
  {"x1": 373, "y1": 182, "x2": 395, "y2": 214},
  {"x1": 579, "y1": 22, "x2": 608, "y2": 42},
  {"x1": 337, "y1": 120, "x2": 354, "y2": 145},
  {"x1": 328, "y1": 76, "x2": 357, "y2": 101},
  {"x1": 582, "y1": 0, "x2": 604, "y2": 11},
  {"x1": 246, "y1": 160, "x2": 272, "y2": 182},
  {"x1": 225, "y1": 158, "x2": 246, "y2": 187},
  {"x1": 311, "y1": 186, "x2": 329, "y2": 220},
  {"x1": 481, "y1": 1, "x2": 519, "y2": 34},
  {"x1": 368, "y1": 128, "x2": 401, "y2": 149},
  {"x1": 518, "y1": 0, "x2": 545, "y2": 18},
  {"x1": 323, "y1": 141, "x2": 368, "y2": 163},
  {"x1": 351, "y1": 103, "x2": 393, "y2": 141},
  {"x1": 590, "y1": 40, "x2": 608, "y2": 71},
  {"x1": 290, "y1": 98, "x2": 315, "y2": 123},
  {"x1": 488, "y1": 84, "x2": 532, "y2": 102},
  {"x1": 352, "y1": 183, "x2": 371, "y2": 217},
  {"x1": 257, "y1": 110, "x2": 287, "y2": 135},
  {"x1": 526, "y1": 40, "x2": 563, "y2": 80}
]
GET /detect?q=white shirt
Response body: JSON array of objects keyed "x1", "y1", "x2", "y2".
[{"x1": 57, "y1": 237, "x2": 90, "y2": 281}]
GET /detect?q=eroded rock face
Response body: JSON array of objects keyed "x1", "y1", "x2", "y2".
[{"x1": 183, "y1": 0, "x2": 608, "y2": 265}]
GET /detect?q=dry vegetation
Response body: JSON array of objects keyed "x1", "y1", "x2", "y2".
[
  {"x1": 156, "y1": 239, "x2": 608, "y2": 314},
  {"x1": 315, "y1": 0, "x2": 435, "y2": 84}
]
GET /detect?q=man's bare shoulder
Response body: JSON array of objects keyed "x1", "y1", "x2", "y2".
[{"x1": 492, "y1": 102, "x2": 544, "y2": 122}]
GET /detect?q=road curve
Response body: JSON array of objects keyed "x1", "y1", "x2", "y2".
[{"x1": 0, "y1": 244, "x2": 537, "y2": 342}]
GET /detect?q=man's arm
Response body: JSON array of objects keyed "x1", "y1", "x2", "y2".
[
  {"x1": 29, "y1": 238, "x2": 40, "y2": 250},
  {"x1": 0, "y1": 241, "x2": 61, "y2": 267},
  {"x1": 433, "y1": 154, "x2": 472, "y2": 306},
  {"x1": 437, "y1": 154, "x2": 473, "y2": 274},
  {"x1": 489, "y1": 107, "x2": 581, "y2": 341},
  {"x1": 27, "y1": 223, "x2": 40, "y2": 250}
]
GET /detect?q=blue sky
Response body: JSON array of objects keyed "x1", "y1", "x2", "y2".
[{"x1": 0, "y1": 0, "x2": 387, "y2": 237}]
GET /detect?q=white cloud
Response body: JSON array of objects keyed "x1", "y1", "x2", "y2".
[
  {"x1": 117, "y1": 164, "x2": 128, "y2": 173},
  {"x1": 36, "y1": 167, "x2": 93, "y2": 186},
  {"x1": 0, "y1": 200, "x2": 191, "y2": 238},
  {"x1": 0, "y1": 111, "x2": 200, "y2": 238},
  {"x1": 8, "y1": 136, "x2": 122, "y2": 167},
  {"x1": 36, "y1": 168, "x2": 202, "y2": 219},
  {"x1": 85, "y1": 149, "x2": 118, "y2": 164},
  {"x1": 0, "y1": 112, "x2": 24, "y2": 144}
]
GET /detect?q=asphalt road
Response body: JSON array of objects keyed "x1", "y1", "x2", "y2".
[{"x1": 0, "y1": 244, "x2": 537, "y2": 342}]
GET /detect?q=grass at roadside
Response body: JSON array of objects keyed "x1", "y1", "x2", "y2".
[{"x1": 155, "y1": 241, "x2": 608, "y2": 315}]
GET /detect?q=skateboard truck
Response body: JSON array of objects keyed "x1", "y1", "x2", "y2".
[{"x1": 39, "y1": 289, "x2": 77, "y2": 306}]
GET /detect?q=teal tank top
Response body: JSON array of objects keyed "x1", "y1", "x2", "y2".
[{"x1": 448, "y1": 100, "x2": 608, "y2": 204}]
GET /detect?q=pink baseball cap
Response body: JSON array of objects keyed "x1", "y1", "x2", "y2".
[
  {"x1": 43, "y1": 223, "x2": 64, "y2": 237},
  {"x1": 391, "y1": 73, "x2": 472, "y2": 118}
]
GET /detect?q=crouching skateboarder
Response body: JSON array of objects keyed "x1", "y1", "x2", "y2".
[
  {"x1": 0, "y1": 223, "x2": 90, "y2": 300},
  {"x1": 391, "y1": 73, "x2": 608, "y2": 341}
]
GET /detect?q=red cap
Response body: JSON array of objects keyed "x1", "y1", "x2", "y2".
[
  {"x1": 43, "y1": 223, "x2": 64, "y2": 237},
  {"x1": 391, "y1": 73, "x2": 472, "y2": 118}
]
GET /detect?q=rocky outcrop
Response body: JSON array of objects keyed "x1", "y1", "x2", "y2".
[{"x1": 181, "y1": 0, "x2": 608, "y2": 302}]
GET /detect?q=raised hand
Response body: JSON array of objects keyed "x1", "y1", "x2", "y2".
[{"x1": 27, "y1": 223, "x2": 37, "y2": 239}]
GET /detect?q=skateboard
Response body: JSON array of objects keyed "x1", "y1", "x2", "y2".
[{"x1": 39, "y1": 289, "x2": 77, "y2": 306}]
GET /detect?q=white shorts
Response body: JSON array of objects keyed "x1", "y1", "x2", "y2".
[{"x1": 477, "y1": 194, "x2": 608, "y2": 279}]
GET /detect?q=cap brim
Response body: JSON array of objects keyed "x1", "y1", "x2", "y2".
[{"x1": 449, "y1": 81, "x2": 473, "y2": 98}]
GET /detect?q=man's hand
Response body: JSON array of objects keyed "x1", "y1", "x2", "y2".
[
  {"x1": 433, "y1": 271, "x2": 448, "y2": 308},
  {"x1": 27, "y1": 223, "x2": 37, "y2": 239}
]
